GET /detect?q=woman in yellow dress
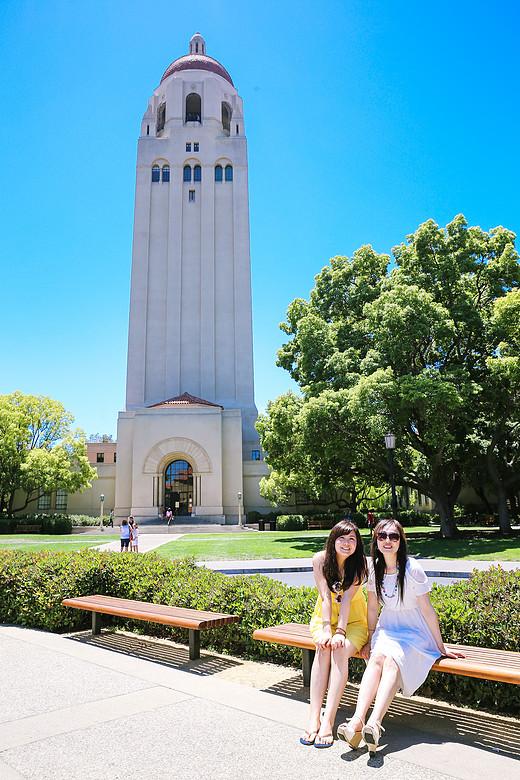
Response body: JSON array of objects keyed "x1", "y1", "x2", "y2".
[{"x1": 300, "y1": 520, "x2": 368, "y2": 748}]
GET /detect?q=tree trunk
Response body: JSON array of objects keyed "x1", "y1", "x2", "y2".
[
  {"x1": 431, "y1": 493, "x2": 459, "y2": 538},
  {"x1": 496, "y1": 485, "x2": 513, "y2": 534},
  {"x1": 486, "y1": 449, "x2": 513, "y2": 534},
  {"x1": 474, "y1": 486, "x2": 493, "y2": 514}
]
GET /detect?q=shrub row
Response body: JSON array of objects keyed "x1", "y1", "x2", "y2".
[
  {"x1": 0, "y1": 550, "x2": 518, "y2": 715},
  {"x1": 0, "y1": 514, "x2": 73, "y2": 534}
]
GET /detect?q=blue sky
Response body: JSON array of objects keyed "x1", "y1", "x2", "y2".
[{"x1": 1, "y1": 0, "x2": 519, "y2": 438}]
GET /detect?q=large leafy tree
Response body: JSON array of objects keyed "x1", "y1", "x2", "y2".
[
  {"x1": 0, "y1": 392, "x2": 97, "y2": 515},
  {"x1": 258, "y1": 216, "x2": 520, "y2": 537}
]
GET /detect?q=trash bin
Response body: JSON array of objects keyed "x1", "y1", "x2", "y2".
[
  {"x1": 269, "y1": 519, "x2": 277, "y2": 531},
  {"x1": 258, "y1": 519, "x2": 265, "y2": 531}
]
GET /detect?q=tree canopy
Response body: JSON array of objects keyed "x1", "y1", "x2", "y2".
[
  {"x1": 0, "y1": 392, "x2": 97, "y2": 515},
  {"x1": 257, "y1": 215, "x2": 520, "y2": 537}
]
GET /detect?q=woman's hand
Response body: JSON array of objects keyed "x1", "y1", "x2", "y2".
[
  {"x1": 359, "y1": 641, "x2": 371, "y2": 661},
  {"x1": 331, "y1": 632, "x2": 345, "y2": 650},
  {"x1": 315, "y1": 628, "x2": 332, "y2": 649},
  {"x1": 441, "y1": 648, "x2": 465, "y2": 659}
]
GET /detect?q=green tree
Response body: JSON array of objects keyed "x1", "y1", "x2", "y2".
[
  {"x1": 259, "y1": 216, "x2": 520, "y2": 538},
  {"x1": 0, "y1": 392, "x2": 97, "y2": 515}
]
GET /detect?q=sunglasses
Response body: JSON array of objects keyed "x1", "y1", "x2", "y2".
[
  {"x1": 332, "y1": 581, "x2": 343, "y2": 604},
  {"x1": 377, "y1": 531, "x2": 400, "y2": 542}
]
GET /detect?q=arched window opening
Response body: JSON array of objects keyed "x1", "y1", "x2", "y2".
[
  {"x1": 152, "y1": 165, "x2": 160, "y2": 183},
  {"x1": 165, "y1": 460, "x2": 193, "y2": 516},
  {"x1": 186, "y1": 93, "x2": 201, "y2": 123},
  {"x1": 194, "y1": 165, "x2": 201, "y2": 182},
  {"x1": 162, "y1": 165, "x2": 170, "y2": 183},
  {"x1": 225, "y1": 165, "x2": 233, "y2": 182},
  {"x1": 156, "y1": 102, "x2": 166, "y2": 134},
  {"x1": 183, "y1": 165, "x2": 192, "y2": 182},
  {"x1": 215, "y1": 165, "x2": 223, "y2": 182},
  {"x1": 221, "y1": 102, "x2": 231, "y2": 133}
]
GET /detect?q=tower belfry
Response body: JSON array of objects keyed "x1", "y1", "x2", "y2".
[{"x1": 115, "y1": 34, "x2": 267, "y2": 522}]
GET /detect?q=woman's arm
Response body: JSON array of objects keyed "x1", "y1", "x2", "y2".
[
  {"x1": 359, "y1": 590, "x2": 379, "y2": 660},
  {"x1": 312, "y1": 552, "x2": 332, "y2": 648},
  {"x1": 417, "y1": 592, "x2": 464, "y2": 658},
  {"x1": 330, "y1": 582, "x2": 359, "y2": 649}
]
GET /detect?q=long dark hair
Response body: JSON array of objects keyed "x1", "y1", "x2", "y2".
[
  {"x1": 371, "y1": 519, "x2": 408, "y2": 602},
  {"x1": 322, "y1": 520, "x2": 367, "y2": 591}
]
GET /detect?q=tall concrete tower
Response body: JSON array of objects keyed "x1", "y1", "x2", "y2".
[{"x1": 115, "y1": 34, "x2": 268, "y2": 522}]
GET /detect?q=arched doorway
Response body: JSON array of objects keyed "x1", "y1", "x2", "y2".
[{"x1": 165, "y1": 460, "x2": 193, "y2": 516}]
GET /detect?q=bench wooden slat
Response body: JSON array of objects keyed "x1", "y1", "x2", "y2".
[
  {"x1": 62, "y1": 595, "x2": 239, "y2": 630},
  {"x1": 252, "y1": 623, "x2": 520, "y2": 686}
]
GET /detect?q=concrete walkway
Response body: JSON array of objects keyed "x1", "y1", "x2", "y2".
[
  {"x1": 1, "y1": 623, "x2": 518, "y2": 780},
  {"x1": 94, "y1": 533, "x2": 519, "y2": 581}
]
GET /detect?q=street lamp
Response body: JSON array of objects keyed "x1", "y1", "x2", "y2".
[
  {"x1": 384, "y1": 434, "x2": 398, "y2": 522},
  {"x1": 238, "y1": 491, "x2": 243, "y2": 527},
  {"x1": 99, "y1": 493, "x2": 105, "y2": 531}
]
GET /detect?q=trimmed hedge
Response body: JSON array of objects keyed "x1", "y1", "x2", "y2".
[
  {"x1": 424, "y1": 567, "x2": 520, "y2": 714},
  {"x1": 276, "y1": 514, "x2": 307, "y2": 531},
  {"x1": 0, "y1": 550, "x2": 518, "y2": 714},
  {"x1": 0, "y1": 514, "x2": 73, "y2": 534}
]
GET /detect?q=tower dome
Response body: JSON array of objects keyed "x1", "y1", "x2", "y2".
[{"x1": 160, "y1": 33, "x2": 234, "y2": 86}]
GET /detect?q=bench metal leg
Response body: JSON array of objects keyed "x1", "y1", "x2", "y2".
[
  {"x1": 189, "y1": 629, "x2": 200, "y2": 660},
  {"x1": 92, "y1": 611, "x2": 101, "y2": 635},
  {"x1": 302, "y1": 647, "x2": 315, "y2": 686}
]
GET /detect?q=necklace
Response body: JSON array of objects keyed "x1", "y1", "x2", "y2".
[{"x1": 381, "y1": 565, "x2": 400, "y2": 599}]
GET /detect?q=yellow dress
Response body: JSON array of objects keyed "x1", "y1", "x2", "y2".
[{"x1": 309, "y1": 585, "x2": 368, "y2": 651}]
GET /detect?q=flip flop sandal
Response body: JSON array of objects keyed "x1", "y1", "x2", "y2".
[
  {"x1": 299, "y1": 730, "x2": 318, "y2": 745},
  {"x1": 314, "y1": 733, "x2": 334, "y2": 748}
]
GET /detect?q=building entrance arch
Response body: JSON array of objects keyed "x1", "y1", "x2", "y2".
[{"x1": 165, "y1": 460, "x2": 193, "y2": 516}]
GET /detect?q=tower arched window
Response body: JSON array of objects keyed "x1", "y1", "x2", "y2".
[
  {"x1": 225, "y1": 165, "x2": 233, "y2": 182},
  {"x1": 183, "y1": 165, "x2": 192, "y2": 182},
  {"x1": 194, "y1": 165, "x2": 201, "y2": 182},
  {"x1": 186, "y1": 93, "x2": 201, "y2": 123},
  {"x1": 221, "y1": 102, "x2": 231, "y2": 133},
  {"x1": 156, "y1": 102, "x2": 166, "y2": 134},
  {"x1": 215, "y1": 165, "x2": 223, "y2": 182},
  {"x1": 152, "y1": 165, "x2": 160, "y2": 183},
  {"x1": 162, "y1": 165, "x2": 170, "y2": 183}
]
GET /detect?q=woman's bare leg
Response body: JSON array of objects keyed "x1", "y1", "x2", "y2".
[
  {"x1": 348, "y1": 653, "x2": 385, "y2": 730},
  {"x1": 317, "y1": 641, "x2": 357, "y2": 741},
  {"x1": 302, "y1": 646, "x2": 331, "y2": 737},
  {"x1": 367, "y1": 655, "x2": 399, "y2": 727}
]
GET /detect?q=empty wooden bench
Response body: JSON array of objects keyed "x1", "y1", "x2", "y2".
[
  {"x1": 62, "y1": 595, "x2": 239, "y2": 660},
  {"x1": 252, "y1": 622, "x2": 520, "y2": 687}
]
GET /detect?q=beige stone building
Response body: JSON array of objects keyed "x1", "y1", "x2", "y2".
[{"x1": 111, "y1": 34, "x2": 270, "y2": 523}]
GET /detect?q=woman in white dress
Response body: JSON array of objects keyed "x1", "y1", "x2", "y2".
[{"x1": 337, "y1": 519, "x2": 463, "y2": 755}]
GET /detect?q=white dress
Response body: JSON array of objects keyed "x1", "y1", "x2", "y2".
[{"x1": 368, "y1": 558, "x2": 441, "y2": 697}]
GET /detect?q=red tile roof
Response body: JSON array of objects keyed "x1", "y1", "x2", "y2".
[
  {"x1": 160, "y1": 54, "x2": 234, "y2": 86},
  {"x1": 148, "y1": 392, "x2": 223, "y2": 409}
]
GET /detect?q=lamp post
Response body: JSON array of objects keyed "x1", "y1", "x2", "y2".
[
  {"x1": 238, "y1": 491, "x2": 243, "y2": 527},
  {"x1": 384, "y1": 434, "x2": 398, "y2": 522},
  {"x1": 99, "y1": 493, "x2": 105, "y2": 531}
]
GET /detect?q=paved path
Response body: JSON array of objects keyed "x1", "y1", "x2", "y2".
[
  {"x1": 94, "y1": 530, "x2": 519, "y2": 580},
  {"x1": 1, "y1": 624, "x2": 518, "y2": 780}
]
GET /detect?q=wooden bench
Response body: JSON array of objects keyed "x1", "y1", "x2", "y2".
[
  {"x1": 62, "y1": 595, "x2": 239, "y2": 660},
  {"x1": 252, "y1": 622, "x2": 520, "y2": 687},
  {"x1": 307, "y1": 518, "x2": 335, "y2": 530}
]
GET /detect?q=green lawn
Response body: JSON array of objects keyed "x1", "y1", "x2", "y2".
[
  {"x1": 153, "y1": 527, "x2": 520, "y2": 562},
  {"x1": 0, "y1": 534, "x2": 119, "y2": 552}
]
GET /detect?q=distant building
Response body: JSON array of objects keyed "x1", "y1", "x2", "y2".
[{"x1": 112, "y1": 33, "x2": 270, "y2": 522}]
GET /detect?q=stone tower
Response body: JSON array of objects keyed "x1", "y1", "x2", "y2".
[{"x1": 115, "y1": 34, "x2": 268, "y2": 522}]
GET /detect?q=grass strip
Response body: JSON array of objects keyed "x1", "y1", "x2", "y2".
[
  {"x1": 153, "y1": 528, "x2": 520, "y2": 562},
  {"x1": 0, "y1": 534, "x2": 120, "y2": 552}
]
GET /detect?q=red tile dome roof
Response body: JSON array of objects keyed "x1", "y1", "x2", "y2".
[{"x1": 160, "y1": 54, "x2": 234, "y2": 87}]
